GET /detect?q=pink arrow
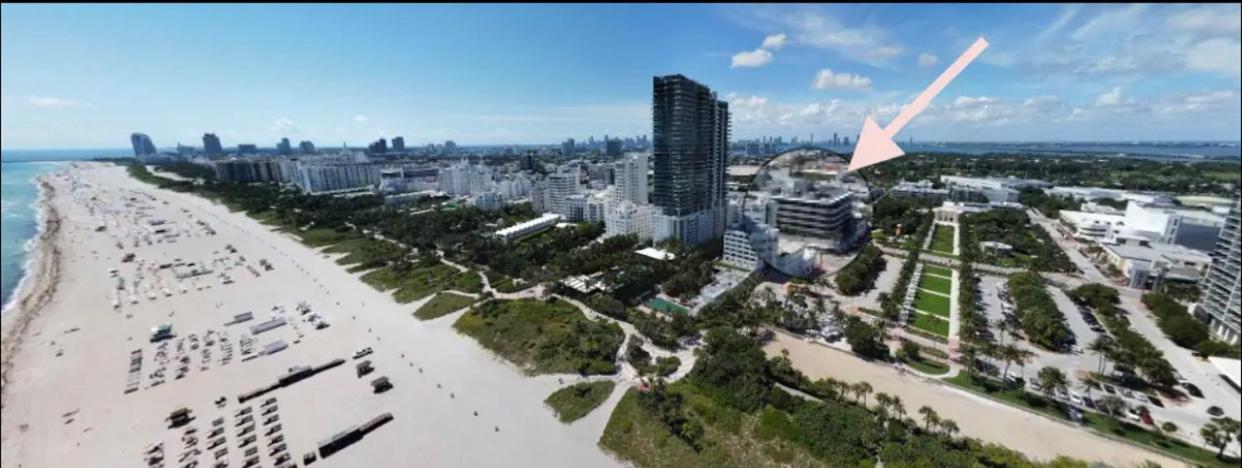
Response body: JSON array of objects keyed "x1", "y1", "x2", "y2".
[{"x1": 848, "y1": 37, "x2": 989, "y2": 172}]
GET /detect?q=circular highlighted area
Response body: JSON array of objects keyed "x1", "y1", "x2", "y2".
[{"x1": 732, "y1": 148, "x2": 872, "y2": 278}]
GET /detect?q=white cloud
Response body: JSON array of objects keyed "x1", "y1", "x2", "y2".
[
  {"x1": 1183, "y1": 38, "x2": 1242, "y2": 75},
  {"x1": 271, "y1": 117, "x2": 298, "y2": 135},
  {"x1": 731, "y1": 48, "x2": 774, "y2": 68},
  {"x1": 1184, "y1": 90, "x2": 1239, "y2": 105},
  {"x1": 1155, "y1": 90, "x2": 1241, "y2": 115},
  {"x1": 761, "y1": 33, "x2": 787, "y2": 50},
  {"x1": 1071, "y1": 4, "x2": 1150, "y2": 41},
  {"x1": 27, "y1": 96, "x2": 83, "y2": 108},
  {"x1": 1095, "y1": 87, "x2": 1123, "y2": 107},
  {"x1": 953, "y1": 96, "x2": 1000, "y2": 107},
  {"x1": 728, "y1": 94, "x2": 769, "y2": 109},
  {"x1": 979, "y1": 52, "x2": 1017, "y2": 67},
  {"x1": 917, "y1": 52, "x2": 939, "y2": 67},
  {"x1": 1035, "y1": 4, "x2": 1083, "y2": 43},
  {"x1": 1165, "y1": 5, "x2": 1242, "y2": 35},
  {"x1": 733, "y1": 7, "x2": 904, "y2": 67},
  {"x1": 811, "y1": 69, "x2": 872, "y2": 90},
  {"x1": 353, "y1": 114, "x2": 368, "y2": 123}
]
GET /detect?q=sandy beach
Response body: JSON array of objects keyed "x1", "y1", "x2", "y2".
[
  {"x1": 0, "y1": 163, "x2": 626, "y2": 468},
  {"x1": 764, "y1": 332, "x2": 1185, "y2": 467}
]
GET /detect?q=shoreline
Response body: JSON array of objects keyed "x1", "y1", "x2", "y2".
[
  {"x1": 1, "y1": 164, "x2": 624, "y2": 467},
  {"x1": 0, "y1": 172, "x2": 63, "y2": 406}
]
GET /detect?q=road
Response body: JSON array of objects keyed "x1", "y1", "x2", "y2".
[{"x1": 1027, "y1": 208, "x2": 1110, "y2": 284}]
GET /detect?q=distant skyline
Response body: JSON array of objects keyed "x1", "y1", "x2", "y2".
[{"x1": 2, "y1": 3, "x2": 1240, "y2": 150}]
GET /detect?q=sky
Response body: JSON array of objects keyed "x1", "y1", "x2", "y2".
[{"x1": 1, "y1": 3, "x2": 1240, "y2": 150}]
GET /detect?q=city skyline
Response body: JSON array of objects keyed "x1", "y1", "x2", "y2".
[{"x1": 2, "y1": 3, "x2": 1241, "y2": 150}]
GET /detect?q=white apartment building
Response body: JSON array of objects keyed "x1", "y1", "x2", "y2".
[
  {"x1": 543, "y1": 168, "x2": 581, "y2": 218},
  {"x1": 565, "y1": 192, "x2": 608, "y2": 223},
  {"x1": 438, "y1": 160, "x2": 495, "y2": 196},
  {"x1": 292, "y1": 162, "x2": 381, "y2": 194},
  {"x1": 472, "y1": 191, "x2": 504, "y2": 211},
  {"x1": 613, "y1": 152, "x2": 650, "y2": 205},
  {"x1": 605, "y1": 200, "x2": 656, "y2": 242},
  {"x1": 722, "y1": 226, "x2": 778, "y2": 271}
]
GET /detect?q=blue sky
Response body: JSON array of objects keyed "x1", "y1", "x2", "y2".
[{"x1": 2, "y1": 3, "x2": 1239, "y2": 149}]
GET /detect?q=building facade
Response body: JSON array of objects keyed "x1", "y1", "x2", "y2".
[
  {"x1": 1196, "y1": 198, "x2": 1241, "y2": 344},
  {"x1": 131, "y1": 133, "x2": 157, "y2": 156},
  {"x1": 651, "y1": 74, "x2": 728, "y2": 247},
  {"x1": 202, "y1": 133, "x2": 223, "y2": 156}
]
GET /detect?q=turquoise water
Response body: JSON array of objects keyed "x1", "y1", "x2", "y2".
[{"x1": 1, "y1": 149, "x2": 127, "y2": 312}]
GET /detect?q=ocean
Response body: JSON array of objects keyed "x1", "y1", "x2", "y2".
[{"x1": 1, "y1": 149, "x2": 129, "y2": 312}]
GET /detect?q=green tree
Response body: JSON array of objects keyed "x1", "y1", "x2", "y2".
[
  {"x1": 1037, "y1": 366, "x2": 1069, "y2": 399},
  {"x1": 918, "y1": 405, "x2": 940, "y2": 433}
]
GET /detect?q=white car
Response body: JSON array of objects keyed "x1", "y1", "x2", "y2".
[{"x1": 1069, "y1": 392, "x2": 1084, "y2": 405}]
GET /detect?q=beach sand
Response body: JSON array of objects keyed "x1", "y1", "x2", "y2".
[
  {"x1": 764, "y1": 332, "x2": 1185, "y2": 467},
  {"x1": 0, "y1": 163, "x2": 626, "y2": 468}
]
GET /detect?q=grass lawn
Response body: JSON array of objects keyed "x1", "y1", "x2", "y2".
[
  {"x1": 942, "y1": 373, "x2": 1232, "y2": 468},
  {"x1": 918, "y1": 275, "x2": 953, "y2": 295},
  {"x1": 922, "y1": 264, "x2": 954, "y2": 278},
  {"x1": 545, "y1": 381, "x2": 616, "y2": 423},
  {"x1": 450, "y1": 270, "x2": 483, "y2": 294},
  {"x1": 298, "y1": 227, "x2": 360, "y2": 248},
  {"x1": 909, "y1": 313, "x2": 950, "y2": 336},
  {"x1": 413, "y1": 292, "x2": 477, "y2": 320},
  {"x1": 599, "y1": 386, "x2": 825, "y2": 468},
  {"x1": 903, "y1": 358, "x2": 950, "y2": 375},
  {"x1": 360, "y1": 262, "x2": 464, "y2": 304},
  {"x1": 485, "y1": 270, "x2": 533, "y2": 293},
  {"x1": 929, "y1": 225, "x2": 956, "y2": 254},
  {"x1": 913, "y1": 291, "x2": 951, "y2": 317},
  {"x1": 453, "y1": 298, "x2": 624, "y2": 375}
]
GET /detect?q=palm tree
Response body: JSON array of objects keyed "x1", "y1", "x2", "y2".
[
  {"x1": 890, "y1": 395, "x2": 906, "y2": 421},
  {"x1": 875, "y1": 393, "x2": 894, "y2": 419},
  {"x1": 853, "y1": 381, "x2": 873, "y2": 406},
  {"x1": 1037, "y1": 366, "x2": 1069, "y2": 400},
  {"x1": 1014, "y1": 347, "x2": 1035, "y2": 381},
  {"x1": 999, "y1": 344, "x2": 1019, "y2": 380},
  {"x1": 918, "y1": 406, "x2": 940, "y2": 433},
  {"x1": 1088, "y1": 336, "x2": 1115, "y2": 374},
  {"x1": 940, "y1": 419, "x2": 960, "y2": 438}
]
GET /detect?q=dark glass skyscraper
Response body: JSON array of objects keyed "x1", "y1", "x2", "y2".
[
  {"x1": 130, "y1": 133, "x2": 156, "y2": 156},
  {"x1": 202, "y1": 133, "x2": 223, "y2": 155},
  {"x1": 651, "y1": 74, "x2": 728, "y2": 246},
  {"x1": 392, "y1": 136, "x2": 405, "y2": 152}
]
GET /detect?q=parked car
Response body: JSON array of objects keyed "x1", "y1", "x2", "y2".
[
  {"x1": 1067, "y1": 407, "x2": 1084, "y2": 423},
  {"x1": 1147, "y1": 395, "x2": 1163, "y2": 407},
  {"x1": 1183, "y1": 383, "x2": 1204, "y2": 398},
  {"x1": 1069, "y1": 392, "x2": 1084, "y2": 405},
  {"x1": 1140, "y1": 411, "x2": 1154, "y2": 425},
  {"x1": 1126, "y1": 407, "x2": 1142, "y2": 422}
]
